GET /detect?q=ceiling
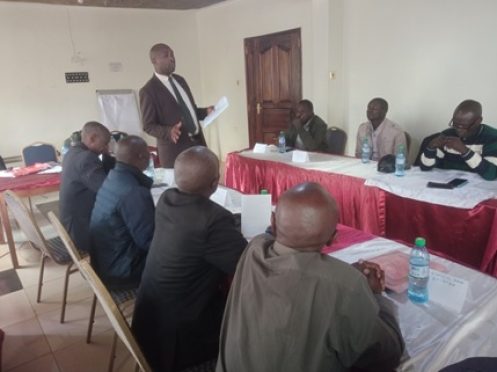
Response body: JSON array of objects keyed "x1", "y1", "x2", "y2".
[{"x1": 2, "y1": 0, "x2": 226, "y2": 10}]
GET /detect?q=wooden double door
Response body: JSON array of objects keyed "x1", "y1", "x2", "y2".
[{"x1": 245, "y1": 28, "x2": 302, "y2": 147}]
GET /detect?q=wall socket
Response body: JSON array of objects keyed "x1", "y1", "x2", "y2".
[{"x1": 65, "y1": 72, "x2": 89, "y2": 83}]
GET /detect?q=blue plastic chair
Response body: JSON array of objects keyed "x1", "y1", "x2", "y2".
[{"x1": 22, "y1": 142, "x2": 58, "y2": 166}]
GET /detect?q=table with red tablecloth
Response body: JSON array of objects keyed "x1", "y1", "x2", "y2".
[
  {"x1": 224, "y1": 151, "x2": 497, "y2": 276},
  {"x1": 0, "y1": 173, "x2": 61, "y2": 268}
]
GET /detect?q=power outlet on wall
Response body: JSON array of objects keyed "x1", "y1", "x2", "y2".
[{"x1": 65, "y1": 72, "x2": 89, "y2": 83}]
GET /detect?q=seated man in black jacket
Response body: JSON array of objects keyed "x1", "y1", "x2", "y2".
[
  {"x1": 90, "y1": 135, "x2": 154, "y2": 290},
  {"x1": 60, "y1": 121, "x2": 112, "y2": 252},
  {"x1": 132, "y1": 146, "x2": 247, "y2": 372}
]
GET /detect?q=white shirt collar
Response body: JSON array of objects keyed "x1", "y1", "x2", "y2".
[{"x1": 154, "y1": 72, "x2": 170, "y2": 85}]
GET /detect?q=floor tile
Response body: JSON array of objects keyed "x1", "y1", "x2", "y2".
[
  {"x1": 0, "y1": 290, "x2": 35, "y2": 328},
  {"x1": 6, "y1": 353, "x2": 60, "y2": 372},
  {"x1": 37, "y1": 296, "x2": 112, "y2": 352},
  {"x1": 53, "y1": 329, "x2": 134, "y2": 372},
  {"x1": 2, "y1": 317, "x2": 52, "y2": 370},
  {"x1": 23, "y1": 271, "x2": 93, "y2": 316},
  {"x1": 16, "y1": 259, "x2": 70, "y2": 289}
]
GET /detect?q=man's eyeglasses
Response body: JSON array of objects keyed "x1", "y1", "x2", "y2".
[{"x1": 448, "y1": 119, "x2": 477, "y2": 130}]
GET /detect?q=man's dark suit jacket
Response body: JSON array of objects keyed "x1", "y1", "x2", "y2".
[
  {"x1": 140, "y1": 74, "x2": 208, "y2": 168},
  {"x1": 59, "y1": 143, "x2": 108, "y2": 252},
  {"x1": 132, "y1": 188, "x2": 247, "y2": 372}
]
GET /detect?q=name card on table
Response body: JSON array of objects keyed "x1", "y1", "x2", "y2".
[
  {"x1": 292, "y1": 150, "x2": 309, "y2": 163},
  {"x1": 429, "y1": 270, "x2": 469, "y2": 313},
  {"x1": 253, "y1": 143, "x2": 268, "y2": 154},
  {"x1": 210, "y1": 187, "x2": 229, "y2": 207},
  {"x1": 241, "y1": 194, "x2": 272, "y2": 239}
]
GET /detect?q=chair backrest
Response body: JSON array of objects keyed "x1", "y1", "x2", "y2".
[
  {"x1": 78, "y1": 260, "x2": 152, "y2": 372},
  {"x1": 0, "y1": 155, "x2": 6, "y2": 170},
  {"x1": 22, "y1": 142, "x2": 58, "y2": 166},
  {"x1": 47, "y1": 211, "x2": 84, "y2": 266},
  {"x1": 404, "y1": 131, "x2": 412, "y2": 157},
  {"x1": 3, "y1": 190, "x2": 52, "y2": 257},
  {"x1": 326, "y1": 126, "x2": 347, "y2": 155}
]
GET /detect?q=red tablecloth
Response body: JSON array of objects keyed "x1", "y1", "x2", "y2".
[
  {"x1": 0, "y1": 173, "x2": 60, "y2": 193},
  {"x1": 385, "y1": 193, "x2": 497, "y2": 273},
  {"x1": 225, "y1": 152, "x2": 385, "y2": 236},
  {"x1": 321, "y1": 224, "x2": 375, "y2": 254},
  {"x1": 224, "y1": 151, "x2": 497, "y2": 276}
]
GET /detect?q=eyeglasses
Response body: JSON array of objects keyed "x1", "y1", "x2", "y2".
[{"x1": 448, "y1": 118, "x2": 477, "y2": 130}]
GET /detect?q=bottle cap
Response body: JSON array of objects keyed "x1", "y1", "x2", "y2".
[
  {"x1": 260, "y1": 189, "x2": 269, "y2": 195},
  {"x1": 414, "y1": 237, "x2": 426, "y2": 247}
]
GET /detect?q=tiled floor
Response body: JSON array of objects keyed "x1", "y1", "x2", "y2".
[{"x1": 0, "y1": 194, "x2": 136, "y2": 371}]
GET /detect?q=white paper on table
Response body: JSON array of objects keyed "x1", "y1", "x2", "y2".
[
  {"x1": 210, "y1": 187, "x2": 228, "y2": 207},
  {"x1": 253, "y1": 143, "x2": 268, "y2": 154},
  {"x1": 241, "y1": 194, "x2": 272, "y2": 238},
  {"x1": 201, "y1": 96, "x2": 229, "y2": 128},
  {"x1": 428, "y1": 270, "x2": 469, "y2": 313},
  {"x1": 292, "y1": 150, "x2": 309, "y2": 163},
  {"x1": 162, "y1": 169, "x2": 175, "y2": 186},
  {"x1": 0, "y1": 170, "x2": 14, "y2": 178},
  {"x1": 38, "y1": 165, "x2": 62, "y2": 174}
]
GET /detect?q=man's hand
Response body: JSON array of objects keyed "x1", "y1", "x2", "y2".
[
  {"x1": 207, "y1": 106, "x2": 215, "y2": 115},
  {"x1": 169, "y1": 121, "x2": 182, "y2": 144},
  {"x1": 291, "y1": 118, "x2": 303, "y2": 130},
  {"x1": 444, "y1": 136, "x2": 468, "y2": 154},
  {"x1": 353, "y1": 260, "x2": 385, "y2": 294},
  {"x1": 427, "y1": 135, "x2": 447, "y2": 150}
]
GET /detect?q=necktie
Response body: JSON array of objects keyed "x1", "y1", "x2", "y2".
[{"x1": 169, "y1": 78, "x2": 197, "y2": 135}]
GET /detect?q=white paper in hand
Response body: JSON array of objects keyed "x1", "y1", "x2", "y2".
[
  {"x1": 201, "y1": 96, "x2": 229, "y2": 128},
  {"x1": 241, "y1": 194, "x2": 272, "y2": 239}
]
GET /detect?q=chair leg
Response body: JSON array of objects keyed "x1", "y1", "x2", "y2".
[
  {"x1": 60, "y1": 263, "x2": 73, "y2": 324},
  {"x1": 36, "y1": 254, "x2": 47, "y2": 303},
  {"x1": 107, "y1": 332, "x2": 118, "y2": 372},
  {"x1": 86, "y1": 294, "x2": 97, "y2": 344}
]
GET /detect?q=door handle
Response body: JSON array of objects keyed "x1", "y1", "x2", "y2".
[{"x1": 256, "y1": 102, "x2": 261, "y2": 115}]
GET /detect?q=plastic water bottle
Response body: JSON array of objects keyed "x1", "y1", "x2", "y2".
[
  {"x1": 361, "y1": 138, "x2": 370, "y2": 163},
  {"x1": 144, "y1": 156, "x2": 155, "y2": 180},
  {"x1": 408, "y1": 237, "x2": 430, "y2": 304},
  {"x1": 395, "y1": 144, "x2": 406, "y2": 177},
  {"x1": 278, "y1": 131, "x2": 286, "y2": 153}
]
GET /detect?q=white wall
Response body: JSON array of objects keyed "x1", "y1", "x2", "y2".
[
  {"x1": 4, "y1": 0, "x2": 497, "y2": 162},
  {"x1": 0, "y1": 2, "x2": 200, "y2": 157},
  {"x1": 195, "y1": 0, "x2": 316, "y2": 158},
  {"x1": 341, "y1": 0, "x2": 497, "y2": 159}
]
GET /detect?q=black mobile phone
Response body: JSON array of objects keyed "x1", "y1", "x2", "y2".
[
  {"x1": 426, "y1": 178, "x2": 468, "y2": 189},
  {"x1": 426, "y1": 181, "x2": 454, "y2": 189},
  {"x1": 448, "y1": 178, "x2": 468, "y2": 188}
]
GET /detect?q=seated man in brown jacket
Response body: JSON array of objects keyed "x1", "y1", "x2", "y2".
[{"x1": 217, "y1": 182, "x2": 404, "y2": 372}]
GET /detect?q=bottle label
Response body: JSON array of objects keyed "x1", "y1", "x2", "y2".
[{"x1": 409, "y1": 265, "x2": 429, "y2": 278}]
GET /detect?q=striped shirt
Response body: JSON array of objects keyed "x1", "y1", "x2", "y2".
[{"x1": 420, "y1": 124, "x2": 497, "y2": 180}]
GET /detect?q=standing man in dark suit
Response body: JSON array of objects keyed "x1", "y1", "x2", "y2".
[
  {"x1": 140, "y1": 43, "x2": 213, "y2": 168},
  {"x1": 59, "y1": 121, "x2": 111, "y2": 252}
]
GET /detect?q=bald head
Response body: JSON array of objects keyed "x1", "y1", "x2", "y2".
[
  {"x1": 81, "y1": 121, "x2": 110, "y2": 154},
  {"x1": 174, "y1": 146, "x2": 220, "y2": 197},
  {"x1": 115, "y1": 135, "x2": 150, "y2": 171},
  {"x1": 273, "y1": 183, "x2": 338, "y2": 252}
]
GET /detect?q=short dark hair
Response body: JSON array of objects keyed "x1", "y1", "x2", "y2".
[
  {"x1": 298, "y1": 99, "x2": 314, "y2": 112},
  {"x1": 369, "y1": 97, "x2": 388, "y2": 112},
  {"x1": 456, "y1": 99, "x2": 482, "y2": 117}
]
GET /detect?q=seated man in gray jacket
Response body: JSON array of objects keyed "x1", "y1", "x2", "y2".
[
  {"x1": 217, "y1": 182, "x2": 404, "y2": 372},
  {"x1": 90, "y1": 136, "x2": 154, "y2": 290},
  {"x1": 285, "y1": 99, "x2": 328, "y2": 152}
]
